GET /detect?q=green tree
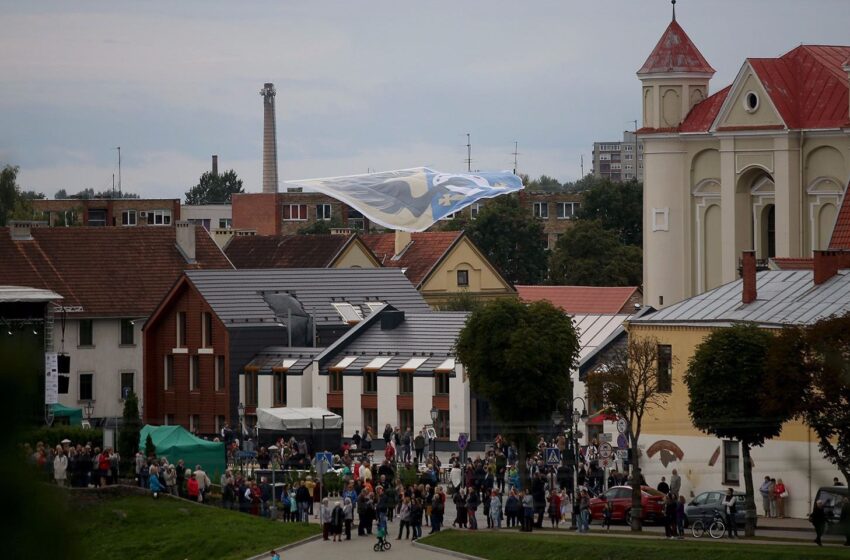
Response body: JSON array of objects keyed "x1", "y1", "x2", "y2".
[
  {"x1": 586, "y1": 336, "x2": 668, "y2": 531},
  {"x1": 524, "y1": 174, "x2": 563, "y2": 192},
  {"x1": 297, "y1": 216, "x2": 344, "y2": 235},
  {"x1": 118, "y1": 392, "x2": 142, "y2": 468},
  {"x1": 549, "y1": 220, "x2": 641, "y2": 286},
  {"x1": 685, "y1": 324, "x2": 802, "y2": 536},
  {"x1": 577, "y1": 178, "x2": 642, "y2": 246},
  {"x1": 145, "y1": 434, "x2": 157, "y2": 458},
  {"x1": 456, "y1": 298, "x2": 580, "y2": 486},
  {"x1": 185, "y1": 170, "x2": 244, "y2": 204},
  {"x1": 0, "y1": 165, "x2": 38, "y2": 225},
  {"x1": 434, "y1": 291, "x2": 483, "y2": 312},
  {"x1": 466, "y1": 195, "x2": 548, "y2": 285}
]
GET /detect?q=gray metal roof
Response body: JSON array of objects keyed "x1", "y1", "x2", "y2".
[
  {"x1": 631, "y1": 270, "x2": 850, "y2": 327},
  {"x1": 245, "y1": 347, "x2": 322, "y2": 374},
  {"x1": 185, "y1": 268, "x2": 430, "y2": 327}
]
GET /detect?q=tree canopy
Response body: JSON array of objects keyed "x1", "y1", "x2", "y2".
[
  {"x1": 577, "y1": 178, "x2": 642, "y2": 246},
  {"x1": 118, "y1": 392, "x2": 142, "y2": 469},
  {"x1": 54, "y1": 187, "x2": 139, "y2": 199},
  {"x1": 456, "y1": 298, "x2": 580, "y2": 486},
  {"x1": 0, "y1": 165, "x2": 43, "y2": 226},
  {"x1": 466, "y1": 195, "x2": 548, "y2": 285},
  {"x1": 549, "y1": 220, "x2": 641, "y2": 286},
  {"x1": 185, "y1": 170, "x2": 244, "y2": 205}
]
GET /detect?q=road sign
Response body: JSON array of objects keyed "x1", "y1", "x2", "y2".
[
  {"x1": 616, "y1": 418, "x2": 628, "y2": 434},
  {"x1": 616, "y1": 449, "x2": 629, "y2": 460},
  {"x1": 315, "y1": 452, "x2": 333, "y2": 476},
  {"x1": 599, "y1": 442, "x2": 613, "y2": 459},
  {"x1": 617, "y1": 434, "x2": 627, "y2": 448},
  {"x1": 426, "y1": 427, "x2": 437, "y2": 440},
  {"x1": 600, "y1": 458, "x2": 611, "y2": 469},
  {"x1": 457, "y1": 433, "x2": 469, "y2": 450},
  {"x1": 545, "y1": 447, "x2": 562, "y2": 465},
  {"x1": 599, "y1": 432, "x2": 613, "y2": 443}
]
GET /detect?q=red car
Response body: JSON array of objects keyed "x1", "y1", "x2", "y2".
[{"x1": 588, "y1": 485, "x2": 666, "y2": 524}]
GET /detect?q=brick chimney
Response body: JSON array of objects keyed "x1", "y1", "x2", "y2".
[
  {"x1": 394, "y1": 230, "x2": 412, "y2": 259},
  {"x1": 742, "y1": 250, "x2": 757, "y2": 304},
  {"x1": 9, "y1": 220, "x2": 46, "y2": 241},
  {"x1": 175, "y1": 220, "x2": 196, "y2": 263},
  {"x1": 260, "y1": 83, "x2": 279, "y2": 194},
  {"x1": 211, "y1": 155, "x2": 218, "y2": 176},
  {"x1": 813, "y1": 250, "x2": 850, "y2": 285}
]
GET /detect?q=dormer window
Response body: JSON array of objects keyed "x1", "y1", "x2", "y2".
[{"x1": 744, "y1": 91, "x2": 759, "y2": 113}]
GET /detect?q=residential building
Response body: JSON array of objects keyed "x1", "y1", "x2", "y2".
[
  {"x1": 224, "y1": 233, "x2": 380, "y2": 269},
  {"x1": 610, "y1": 251, "x2": 850, "y2": 518},
  {"x1": 360, "y1": 231, "x2": 515, "y2": 308},
  {"x1": 637, "y1": 11, "x2": 850, "y2": 308},
  {"x1": 519, "y1": 191, "x2": 585, "y2": 249},
  {"x1": 32, "y1": 198, "x2": 181, "y2": 227},
  {"x1": 0, "y1": 221, "x2": 232, "y2": 421},
  {"x1": 182, "y1": 204, "x2": 233, "y2": 231},
  {"x1": 231, "y1": 192, "x2": 373, "y2": 236},
  {"x1": 142, "y1": 268, "x2": 430, "y2": 433},
  {"x1": 592, "y1": 131, "x2": 645, "y2": 183}
]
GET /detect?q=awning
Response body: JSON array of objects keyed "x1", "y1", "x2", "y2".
[
  {"x1": 587, "y1": 412, "x2": 618, "y2": 425},
  {"x1": 271, "y1": 358, "x2": 298, "y2": 373},
  {"x1": 256, "y1": 407, "x2": 343, "y2": 430},
  {"x1": 363, "y1": 356, "x2": 393, "y2": 372},
  {"x1": 434, "y1": 357, "x2": 456, "y2": 373},
  {"x1": 329, "y1": 356, "x2": 358, "y2": 372},
  {"x1": 399, "y1": 357, "x2": 428, "y2": 372}
]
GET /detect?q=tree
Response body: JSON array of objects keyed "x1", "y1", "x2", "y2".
[
  {"x1": 145, "y1": 434, "x2": 157, "y2": 458},
  {"x1": 524, "y1": 174, "x2": 563, "y2": 192},
  {"x1": 434, "y1": 291, "x2": 483, "y2": 312},
  {"x1": 586, "y1": 335, "x2": 668, "y2": 531},
  {"x1": 185, "y1": 169, "x2": 244, "y2": 204},
  {"x1": 456, "y1": 298, "x2": 580, "y2": 487},
  {"x1": 0, "y1": 165, "x2": 38, "y2": 225},
  {"x1": 549, "y1": 220, "x2": 642, "y2": 286},
  {"x1": 297, "y1": 216, "x2": 344, "y2": 235},
  {"x1": 771, "y1": 315, "x2": 850, "y2": 485},
  {"x1": 577, "y1": 178, "x2": 642, "y2": 246},
  {"x1": 118, "y1": 392, "x2": 142, "y2": 469},
  {"x1": 685, "y1": 324, "x2": 801, "y2": 536},
  {"x1": 466, "y1": 195, "x2": 548, "y2": 285}
]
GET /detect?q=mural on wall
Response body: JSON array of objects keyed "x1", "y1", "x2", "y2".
[{"x1": 646, "y1": 439, "x2": 685, "y2": 467}]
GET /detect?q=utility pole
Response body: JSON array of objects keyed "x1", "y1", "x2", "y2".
[
  {"x1": 465, "y1": 133, "x2": 472, "y2": 172},
  {"x1": 633, "y1": 119, "x2": 638, "y2": 181},
  {"x1": 512, "y1": 141, "x2": 520, "y2": 175},
  {"x1": 115, "y1": 146, "x2": 122, "y2": 197},
  {"x1": 580, "y1": 155, "x2": 584, "y2": 178}
]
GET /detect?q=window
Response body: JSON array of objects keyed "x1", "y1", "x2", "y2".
[
  {"x1": 215, "y1": 415, "x2": 226, "y2": 433},
  {"x1": 177, "y1": 312, "x2": 187, "y2": 347},
  {"x1": 120, "y1": 319, "x2": 134, "y2": 345},
  {"x1": 599, "y1": 153, "x2": 611, "y2": 161},
  {"x1": 148, "y1": 209, "x2": 172, "y2": 225},
  {"x1": 470, "y1": 203, "x2": 481, "y2": 219},
  {"x1": 436, "y1": 410, "x2": 450, "y2": 438},
  {"x1": 624, "y1": 154, "x2": 633, "y2": 160},
  {"x1": 363, "y1": 371, "x2": 377, "y2": 394},
  {"x1": 316, "y1": 204, "x2": 332, "y2": 220},
  {"x1": 121, "y1": 210, "x2": 137, "y2": 226},
  {"x1": 456, "y1": 269, "x2": 469, "y2": 287},
  {"x1": 215, "y1": 356, "x2": 225, "y2": 392},
  {"x1": 363, "y1": 408, "x2": 378, "y2": 436},
  {"x1": 190, "y1": 414, "x2": 200, "y2": 433},
  {"x1": 435, "y1": 372, "x2": 450, "y2": 395},
  {"x1": 79, "y1": 373, "x2": 93, "y2": 401},
  {"x1": 744, "y1": 91, "x2": 759, "y2": 113},
  {"x1": 399, "y1": 409, "x2": 413, "y2": 432},
  {"x1": 164, "y1": 355, "x2": 174, "y2": 390},
  {"x1": 245, "y1": 370, "x2": 258, "y2": 406},
  {"x1": 273, "y1": 372, "x2": 287, "y2": 406},
  {"x1": 283, "y1": 204, "x2": 308, "y2": 221},
  {"x1": 556, "y1": 202, "x2": 579, "y2": 219},
  {"x1": 348, "y1": 209, "x2": 365, "y2": 230},
  {"x1": 657, "y1": 344, "x2": 672, "y2": 393},
  {"x1": 399, "y1": 372, "x2": 413, "y2": 395},
  {"x1": 218, "y1": 218, "x2": 232, "y2": 229},
  {"x1": 190, "y1": 355, "x2": 200, "y2": 391},
  {"x1": 165, "y1": 414, "x2": 174, "y2": 426},
  {"x1": 533, "y1": 202, "x2": 548, "y2": 218},
  {"x1": 59, "y1": 372, "x2": 69, "y2": 394},
  {"x1": 79, "y1": 320, "x2": 93, "y2": 347},
  {"x1": 87, "y1": 209, "x2": 107, "y2": 226},
  {"x1": 332, "y1": 302, "x2": 363, "y2": 324},
  {"x1": 723, "y1": 440, "x2": 740, "y2": 485},
  {"x1": 201, "y1": 312, "x2": 213, "y2": 347},
  {"x1": 120, "y1": 372, "x2": 134, "y2": 400},
  {"x1": 442, "y1": 211, "x2": 457, "y2": 221},
  {"x1": 330, "y1": 370, "x2": 343, "y2": 392}
]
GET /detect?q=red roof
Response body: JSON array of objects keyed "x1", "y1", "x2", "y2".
[
  {"x1": 679, "y1": 85, "x2": 732, "y2": 132},
  {"x1": 830, "y1": 181, "x2": 850, "y2": 250},
  {"x1": 226, "y1": 234, "x2": 358, "y2": 269},
  {"x1": 516, "y1": 285, "x2": 641, "y2": 315},
  {"x1": 360, "y1": 231, "x2": 462, "y2": 287},
  {"x1": 638, "y1": 19, "x2": 715, "y2": 75},
  {"x1": 0, "y1": 226, "x2": 232, "y2": 317},
  {"x1": 771, "y1": 258, "x2": 813, "y2": 270}
]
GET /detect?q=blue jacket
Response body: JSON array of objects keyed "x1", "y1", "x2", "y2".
[{"x1": 149, "y1": 474, "x2": 164, "y2": 493}]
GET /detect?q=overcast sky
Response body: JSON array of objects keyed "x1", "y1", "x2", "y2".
[{"x1": 2, "y1": 0, "x2": 848, "y2": 199}]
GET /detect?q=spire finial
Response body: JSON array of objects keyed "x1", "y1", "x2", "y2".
[{"x1": 672, "y1": 0, "x2": 676, "y2": 21}]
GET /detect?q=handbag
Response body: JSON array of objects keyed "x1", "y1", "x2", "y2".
[{"x1": 780, "y1": 490, "x2": 788, "y2": 498}]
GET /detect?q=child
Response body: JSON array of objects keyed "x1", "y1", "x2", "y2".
[{"x1": 602, "y1": 502, "x2": 612, "y2": 531}]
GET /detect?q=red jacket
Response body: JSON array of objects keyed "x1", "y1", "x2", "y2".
[{"x1": 187, "y1": 478, "x2": 199, "y2": 498}]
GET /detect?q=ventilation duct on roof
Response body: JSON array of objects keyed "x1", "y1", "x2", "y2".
[{"x1": 262, "y1": 292, "x2": 311, "y2": 346}]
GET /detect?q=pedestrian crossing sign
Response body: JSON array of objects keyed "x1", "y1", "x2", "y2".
[{"x1": 545, "y1": 447, "x2": 561, "y2": 465}]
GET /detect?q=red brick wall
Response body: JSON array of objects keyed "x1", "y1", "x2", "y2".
[
  {"x1": 232, "y1": 193, "x2": 281, "y2": 235},
  {"x1": 143, "y1": 281, "x2": 230, "y2": 434},
  {"x1": 32, "y1": 199, "x2": 181, "y2": 226}
]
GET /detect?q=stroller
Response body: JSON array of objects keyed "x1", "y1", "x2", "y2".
[{"x1": 373, "y1": 526, "x2": 392, "y2": 552}]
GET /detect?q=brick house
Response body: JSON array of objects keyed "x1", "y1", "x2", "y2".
[
  {"x1": 32, "y1": 198, "x2": 181, "y2": 227},
  {"x1": 232, "y1": 192, "x2": 373, "y2": 236}
]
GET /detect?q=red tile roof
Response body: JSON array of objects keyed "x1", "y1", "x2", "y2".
[
  {"x1": 360, "y1": 231, "x2": 462, "y2": 287},
  {"x1": 638, "y1": 19, "x2": 715, "y2": 75},
  {"x1": 0, "y1": 226, "x2": 232, "y2": 317},
  {"x1": 830, "y1": 181, "x2": 850, "y2": 250},
  {"x1": 516, "y1": 285, "x2": 641, "y2": 315},
  {"x1": 771, "y1": 258, "x2": 813, "y2": 270},
  {"x1": 226, "y1": 234, "x2": 356, "y2": 269},
  {"x1": 679, "y1": 85, "x2": 732, "y2": 133}
]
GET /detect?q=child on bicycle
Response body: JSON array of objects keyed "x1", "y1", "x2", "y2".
[{"x1": 375, "y1": 525, "x2": 388, "y2": 550}]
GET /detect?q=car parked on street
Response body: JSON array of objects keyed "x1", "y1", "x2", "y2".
[
  {"x1": 814, "y1": 486, "x2": 849, "y2": 535},
  {"x1": 588, "y1": 485, "x2": 666, "y2": 524},
  {"x1": 684, "y1": 490, "x2": 747, "y2": 527}
]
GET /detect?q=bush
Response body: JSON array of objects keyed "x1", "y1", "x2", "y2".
[{"x1": 21, "y1": 426, "x2": 103, "y2": 449}]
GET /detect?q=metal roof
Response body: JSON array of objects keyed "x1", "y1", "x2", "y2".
[
  {"x1": 244, "y1": 347, "x2": 322, "y2": 374},
  {"x1": 572, "y1": 314, "x2": 631, "y2": 362},
  {"x1": 185, "y1": 268, "x2": 430, "y2": 327},
  {"x1": 0, "y1": 285, "x2": 63, "y2": 303},
  {"x1": 631, "y1": 270, "x2": 850, "y2": 327}
]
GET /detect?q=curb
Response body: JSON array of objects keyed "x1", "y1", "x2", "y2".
[
  {"x1": 412, "y1": 537, "x2": 485, "y2": 560},
  {"x1": 244, "y1": 533, "x2": 323, "y2": 560}
]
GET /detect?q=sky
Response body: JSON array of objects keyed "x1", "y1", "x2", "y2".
[{"x1": 1, "y1": 0, "x2": 849, "y2": 199}]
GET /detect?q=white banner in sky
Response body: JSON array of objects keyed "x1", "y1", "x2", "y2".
[
  {"x1": 45, "y1": 352, "x2": 59, "y2": 405},
  {"x1": 285, "y1": 167, "x2": 523, "y2": 232}
]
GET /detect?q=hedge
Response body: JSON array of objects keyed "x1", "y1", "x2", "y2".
[{"x1": 22, "y1": 426, "x2": 104, "y2": 449}]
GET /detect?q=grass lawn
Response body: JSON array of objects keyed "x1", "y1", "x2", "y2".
[
  {"x1": 420, "y1": 530, "x2": 848, "y2": 560},
  {"x1": 69, "y1": 492, "x2": 320, "y2": 560}
]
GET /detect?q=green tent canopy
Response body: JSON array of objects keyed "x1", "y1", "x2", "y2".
[
  {"x1": 139, "y1": 425, "x2": 225, "y2": 479},
  {"x1": 51, "y1": 403, "x2": 83, "y2": 426}
]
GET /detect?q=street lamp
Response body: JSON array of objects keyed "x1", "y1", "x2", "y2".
[
  {"x1": 268, "y1": 444, "x2": 279, "y2": 519},
  {"x1": 237, "y1": 402, "x2": 245, "y2": 449},
  {"x1": 429, "y1": 406, "x2": 439, "y2": 469},
  {"x1": 555, "y1": 396, "x2": 587, "y2": 527},
  {"x1": 83, "y1": 400, "x2": 95, "y2": 422}
]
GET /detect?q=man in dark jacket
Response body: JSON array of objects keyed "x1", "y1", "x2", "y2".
[
  {"x1": 414, "y1": 431, "x2": 426, "y2": 464},
  {"x1": 296, "y1": 481, "x2": 311, "y2": 522},
  {"x1": 531, "y1": 473, "x2": 546, "y2": 528},
  {"x1": 810, "y1": 500, "x2": 827, "y2": 546}
]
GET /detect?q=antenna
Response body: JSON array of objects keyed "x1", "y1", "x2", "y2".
[
  {"x1": 580, "y1": 155, "x2": 584, "y2": 178},
  {"x1": 115, "y1": 146, "x2": 122, "y2": 197},
  {"x1": 512, "y1": 141, "x2": 520, "y2": 175},
  {"x1": 112, "y1": 173, "x2": 115, "y2": 198},
  {"x1": 465, "y1": 133, "x2": 472, "y2": 172}
]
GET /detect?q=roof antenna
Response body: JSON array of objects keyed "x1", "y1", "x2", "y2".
[{"x1": 672, "y1": 0, "x2": 676, "y2": 21}]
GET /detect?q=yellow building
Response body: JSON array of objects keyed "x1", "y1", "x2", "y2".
[{"x1": 637, "y1": 11, "x2": 850, "y2": 309}]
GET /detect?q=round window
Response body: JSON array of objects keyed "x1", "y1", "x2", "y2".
[{"x1": 744, "y1": 92, "x2": 759, "y2": 113}]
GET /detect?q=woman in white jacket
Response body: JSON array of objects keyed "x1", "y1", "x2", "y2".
[{"x1": 53, "y1": 446, "x2": 68, "y2": 486}]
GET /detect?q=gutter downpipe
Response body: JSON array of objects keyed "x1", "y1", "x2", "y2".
[{"x1": 799, "y1": 130, "x2": 805, "y2": 255}]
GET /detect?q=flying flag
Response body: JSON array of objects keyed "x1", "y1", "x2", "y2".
[{"x1": 283, "y1": 167, "x2": 523, "y2": 232}]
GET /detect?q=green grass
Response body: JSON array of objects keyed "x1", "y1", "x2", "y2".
[
  {"x1": 420, "y1": 530, "x2": 848, "y2": 560},
  {"x1": 69, "y1": 492, "x2": 320, "y2": 560}
]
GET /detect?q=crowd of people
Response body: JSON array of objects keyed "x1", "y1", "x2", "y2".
[{"x1": 25, "y1": 440, "x2": 119, "y2": 488}]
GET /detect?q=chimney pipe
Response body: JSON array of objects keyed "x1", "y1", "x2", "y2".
[
  {"x1": 260, "y1": 83, "x2": 279, "y2": 194},
  {"x1": 212, "y1": 155, "x2": 218, "y2": 176},
  {"x1": 813, "y1": 250, "x2": 850, "y2": 285},
  {"x1": 175, "y1": 220, "x2": 196, "y2": 263},
  {"x1": 742, "y1": 250, "x2": 757, "y2": 304},
  {"x1": 394, "y1": 230, "x2": 412, "y2": 258}
]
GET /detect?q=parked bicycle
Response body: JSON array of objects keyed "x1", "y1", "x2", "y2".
[{"x1": 691, "y1": 509, "x2": 726, "y2": 539}]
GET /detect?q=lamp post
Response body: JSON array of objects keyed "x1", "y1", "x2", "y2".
[
  {"x1": 555, "y1": 396, "x2": 587, "y2": 528},
  {"x1": 83, "y1": 400, "x2": 95, "y2": 427},
  {"x1": 429, "y1": 406, "x2": 439, "y2": 470},
  {"x1": 237, "y1": 402, "x2": 245, "y2": 450}
]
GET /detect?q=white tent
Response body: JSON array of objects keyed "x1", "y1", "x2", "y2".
[{"x1": 256, "y1": 407, "x2": 343, "y2": 431}]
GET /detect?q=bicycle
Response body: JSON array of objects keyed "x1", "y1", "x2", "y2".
[{"x1": 691, "y1": 509, "x2": 726, "y2": 539}]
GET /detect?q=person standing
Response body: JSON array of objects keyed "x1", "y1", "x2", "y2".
[
  {"x1": 578, "y1": 490, "x2": 591, "y2": 534},
  {"x1": 676, "y1": 495, "x2": 687, "y2": 539},
  {"x1": 402, "y1": 428, "x2": 412, "y2": 464},
  {"x1": 774, "y1": 479, "x2": 787, "y2": 518},
  {"x1": 53, "y1": 446, "x2": 68, "y2": 486},
  {"x1": 810, "y1": 500, "x2": 827, "y2": 546},
  {"x1": 320, "y1": 498, "x2": 332, "y2": 540},
  {"x1": 840, "y1": 496, "x2": 850, "y2": 547},
  {"x1": 664, "y1": 493, "x2": 677, "y2": 539},
  {"x1": 342, "y1": 497, "x2": 353, "y2": 540},
  {"x1": 522, "y1": 490, "x2": 535, "y2": 532},
  {"x1": 490, "y1": 490, "x2": 503, "y2": 529},
  {"x1": 331, "y1": 501, "x2": 345, "y2": 542},
  {"x1": 414, "y1": 431, "x2": 426, "y2": 465},
  {"x1": 768, "y1": 478, "x2": 778, "y2": 518},
  {"x1": 657, "y1": 476, "x2": 670, "y2": 495},
  {"x1": 759, "y1": 476, "x2": 772, "y2": 518},
  {"x1": 722, "y1": 488, "x2": 738, "y2": 539},
  {"x1": 670, "y1": 469, "x2": 681, "y2": 497},
  {"x1": 397, "y1": 496, "x2": 411, "y2": 539},
  {"x1": 409, "y1": 498, "x2": 423, "y2": 540},
  {"x1": 467, "y1": 485, "x2": 480, "y2": 530}
]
